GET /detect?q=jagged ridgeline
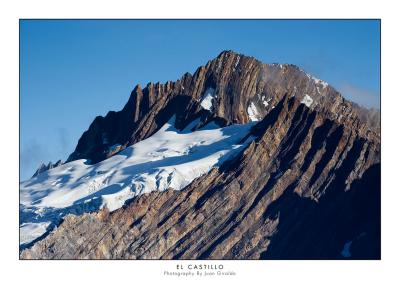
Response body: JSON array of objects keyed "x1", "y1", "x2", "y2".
[
  {"x1": 66, "y1": 50, "x2": 379, "y2": 165},
  {"x1": 21, "y1": 51, "x2": 380, "y2": 259}
]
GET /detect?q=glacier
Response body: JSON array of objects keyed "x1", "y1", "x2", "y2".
[{"x1": 19, "y1": 116, "x2": 256, "y2": 246}]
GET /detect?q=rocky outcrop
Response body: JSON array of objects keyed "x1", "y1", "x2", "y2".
[
  {"x1": 67, "y1": 50, "x2": 380, "y2": 165},
  {"x1": 32, "y1": 160, "x2": 63, "y2": 178},
  {"x1": 21, "y1": 94, "x2": 380, "y2": 259}
]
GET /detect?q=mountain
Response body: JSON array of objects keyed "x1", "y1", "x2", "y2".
[
  {"x1": 31, "y1": 160, "x2": 63, "y2": 178},
  {"x1": 20, "y1": 51, "x2": 380, "y2": 259},
  {"x1": 66, "y1": 50, "x2": 380, "y2": 164}
]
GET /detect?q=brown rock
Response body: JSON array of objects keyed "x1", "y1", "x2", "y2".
[{"x1": 21, "y1": 94, "x2": 380, "y2": 260}]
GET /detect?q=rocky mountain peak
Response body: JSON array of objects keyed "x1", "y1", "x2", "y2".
[
  {"x1": 22, "y1": 87, "x2": 380, "y2": 259},
  {"x1": 31, "y1": 160, "x2": 63, "y2": 178},
  {"x1": 20, "y1": 51, "x2": 380, "y2": 259},
  {"x1": 66, "y1": 50, "x2": 379, "y2": 164}
]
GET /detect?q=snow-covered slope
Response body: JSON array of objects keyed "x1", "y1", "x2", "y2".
[
  {"x1": 200, "y1": 87, "x2": 217, "y2": 111},
  {"x1": 20, "y1": 116, "x2": 256, "y2": 246}
]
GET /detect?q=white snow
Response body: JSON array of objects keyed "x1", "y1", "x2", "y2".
[
  {"x1": 300, "y1": 68, "x2": 329, "y2": 90},
  {"x1": 312, "y1": 76, "x2": 328, "y2": 89},
  {"x1": 291, "y1": 86, "x2": 298, "y2": 98},
  {"x1": 259, "y1": 95, "x2": 271, "y2": 107},
  {"x1": 20, "y1": 116, "x2": 256, "y2": 245},
  {"x1": 234, "y1": 56, "x2": 240, "y2": 69},
  {"x1": 20, "y1": 222, "x2": 51, "y2": 245},
  {"x1": 247, "y1": 102, "x2": 260, "y2": 121},
  {"x1": 301, "y1": 94, "x2": 314, "y2": 107},
  {"x1": 303, "y1": 70, "x2": 329, "y2": 89},
  {"x1": 200, "y1": 88, "x2": 217, "y2": 111},
  {"x1": 216, "y1": 58, "x2": 223, "y2": 73}
]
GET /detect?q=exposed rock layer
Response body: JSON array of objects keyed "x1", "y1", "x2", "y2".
[
  {"x1": 21, "y1": 94, "x2": 380, "y2": 259},
  {"x1": 67, "y1": 51, "x2": 380, "y2": 164}
]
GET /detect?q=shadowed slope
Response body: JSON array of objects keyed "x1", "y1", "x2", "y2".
[{"x1": 21, "y1": 94, "x2": 380, "y2": 259}]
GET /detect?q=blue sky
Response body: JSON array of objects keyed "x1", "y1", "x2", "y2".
[{"x1": 20, "y1": 19, "x2": 380, "y2": 180}]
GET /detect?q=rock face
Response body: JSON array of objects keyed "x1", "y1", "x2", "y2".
[
  {"x1": 21, "y1": 51, "x2": 380, "y2": 259},
  {"x1": 67, "y1": 50, "x2": 379, "y2": 164},
  {"x1": 32, "y1": 160, "x2": 63, "y2": 178}
]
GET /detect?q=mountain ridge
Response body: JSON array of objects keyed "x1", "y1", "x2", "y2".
[
  {"x1": 21, "y1": 93, "x2": 380, "y2": 259},
  {"x1": 65, "y1": 50, "x2": 379, "y2": 166},
  {"x1": 20, "y1": 51, "x2": 380, "y2": 259}
]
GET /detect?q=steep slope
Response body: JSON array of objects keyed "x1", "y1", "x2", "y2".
[
  {"x1": 20, "y1": 51, "x2": 380, "y2": 259},
  {"x1": 20, "y1": 118, "x2": 255, "y2": 247},
  {"x1": 21, "y1": 94, "x2": 380, "y2": 259},
  {"x1": 66, "y1": 50, "x2": 379, "y2": 165}
]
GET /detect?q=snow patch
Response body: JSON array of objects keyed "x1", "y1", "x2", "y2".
[
  {"x1": 301, "y1": 94, "x2": 313, "y2": 107},
  {"x1": 20, "y1": 222, "x2": 51, "y2": 245},
  {"x1": 20, "y1": 116, "x2": 256, "y2": 245},
  {"x1": 259, "y1": 94, "x2": 272, "y2": 107},
  {"x1": 200, "y1": 88, "x2": 217, "y2": 111},
  {"x1": 247, "y1": 102, "x2": 260, "y2": 121},
  {"x1": 312, "y1": 76, "x2": 328, "y2": 89},
  {"x1": 302, "y1": 69, "x2": 329, "y2": 90},
  {"x1": 291, "y1": 86, "x2": 298, "y2": 98},
  {"x1": 234, "y1": 56, "x2": 240, "y2": 70}
]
